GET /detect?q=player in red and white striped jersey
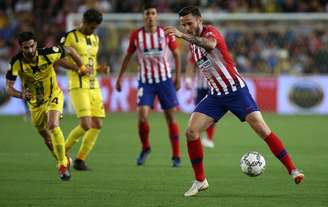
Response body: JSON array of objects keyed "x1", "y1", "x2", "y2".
[
  {"x1": 115, "y1": 3, "x2": 181, "y2": 167},
  {"x1": 165, "y1": 6, "x2": 304, "y2": 196}
]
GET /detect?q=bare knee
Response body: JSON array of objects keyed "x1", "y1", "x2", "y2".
[
  {"x1": 185, "y1": 127, "x2": 200, "y2": 141},
  {"x1": 47, "y1": 121, "x2": 59, "y2": 130},
  {"x1": 80, "y1": 118, "x2": 92, "y2": 130},
  {"x1": 91, "y1": 118, "x2": 103, "y2": 129}
]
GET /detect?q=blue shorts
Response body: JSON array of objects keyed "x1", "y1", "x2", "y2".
[
  {"x1": 195, "y1": 88, "x2": 209, "y2": 105},
  {"x1": 194, "y1": 86, "x2": 259, "y2": 122},
  {"x1": 137, "y1": 79, "x2": 179, "y2": 110}
]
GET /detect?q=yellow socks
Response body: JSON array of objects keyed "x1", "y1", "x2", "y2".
[
  {"x1": 51, "y1": 127, "x2": 68, "y2": 167},
  {"x1": 65, "y1": 125, "x2": 85, "y2": 152},
  {"x1": 77, "y1": 128, "x2": 100, "y2": 161}
]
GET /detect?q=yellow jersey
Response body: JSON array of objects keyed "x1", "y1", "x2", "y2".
[
  {"x1": 60, "y1": 29, "x2": 100, "y2": 89},
  {"x1": 6, "y1": 46, "x2": 65, "y2": 107}
]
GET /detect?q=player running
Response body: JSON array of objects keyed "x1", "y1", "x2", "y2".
[
  {"x1": 164, "y1": 6, "x2": 304, "y2": 197},
  {"x1": 6, "y1": 32, "x2": 88, "y2": 181}
]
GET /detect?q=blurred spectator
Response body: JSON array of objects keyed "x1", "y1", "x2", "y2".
[{"x1": 0, "y1": 0, "x2": 327, "y2": 75}]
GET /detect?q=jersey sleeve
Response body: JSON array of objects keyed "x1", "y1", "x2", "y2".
[
  {"x1": 167, "y1": 35, "x2": 178, "y2": 51},
  {"x1": 60, "y1": 32, "x2": 74, "y2": 47},
  {"x1": 203, "y1": 26, "x2": 221, "y2": 39},
  {"x1": 127, "y1": 30, "x2": 137, "y2": 54},
  {"x1": 44, "y1": 45, "x2": 66, "y2": 63},
  {"x1": 6, "y1": 58, "x2": 20, "y2": 81}
]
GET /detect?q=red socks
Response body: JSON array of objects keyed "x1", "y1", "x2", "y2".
[
  {"x1": 187, "y1": 138, "x2": 205, "y2": 181},
  {"x1": 138, "y1": 121, "x2": 150, "y2": 150},
  {"x1": 206, "y1": 124, "x2": 215, "y2": 140},
  {"x1": 169, "y1": 122, "x2": 180, "y2": 158},
  {"x1": 265, "y1": 132, "x2": 296, "y2": 173}
]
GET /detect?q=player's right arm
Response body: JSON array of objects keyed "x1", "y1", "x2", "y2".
[
  {"x1": 164, "y1": 26, "x2": 216, "y2": 51},
  {"x1": 115, "y1": 53, "x2": 133, "y2": 92},
  {"x1": 5, "y1": 61, "x2": 32, "y2": 100},
  {"x1": 115, "y1": 30, "x2": 137, "y2": 92}
]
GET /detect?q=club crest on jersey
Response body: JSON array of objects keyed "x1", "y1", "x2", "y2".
[
  {"x1": 60, "y1": 37, "x2": 65, "y2": 44},
  {"x1": 52, "y1": 46, "x2": 59, "y2": 52}
]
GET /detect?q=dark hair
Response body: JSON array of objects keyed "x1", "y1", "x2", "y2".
[
  {"x1": 143, "y1": 0, "x2": 157, "y2": 11},
  {"x1": 83, "y1": 9, "x2": 103, "y2": 24},
  {"x1": 178, "y1": 6, "x2": 202, "y2": 17},
  {"x1": 18, "y1": 32, "x2": 36, "y2": 45}
]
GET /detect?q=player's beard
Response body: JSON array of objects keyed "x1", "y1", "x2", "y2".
[{"x1": 23, "y1": 50, "x2": 36, "y2": 62}]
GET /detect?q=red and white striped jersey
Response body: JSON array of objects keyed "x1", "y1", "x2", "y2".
[
  {"x1": 127, "y1": 26, "x2": 177, "y2": 84},
  {"x1": 189, "y1": 25, "x2": 246, "y2": 95}
]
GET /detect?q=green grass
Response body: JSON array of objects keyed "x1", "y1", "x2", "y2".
[{"x1": 0, "y1": 113, "x2": 327, "y2": 207}]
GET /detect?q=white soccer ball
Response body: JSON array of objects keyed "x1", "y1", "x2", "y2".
[{"x1": 240, "y1": 151, "x2": 266, "y2": 177}]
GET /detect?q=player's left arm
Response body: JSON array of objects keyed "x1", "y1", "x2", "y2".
[
  {"x1": 62, "y1": 46, "x2": 90, "y2": 75},
  {"x1": 171, "y1": 48, "x2": 181, "y2": 90},
  {"x1": 164, "y1": 26, "x2": 216, "y2": 51}
]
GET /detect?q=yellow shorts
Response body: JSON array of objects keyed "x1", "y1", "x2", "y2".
[
  {"x1": 69, "y1": 88, "x2": 106, "y2": 118},
  {"x1": 30, "y1": 89, "x2": 64, "y2": 131}
]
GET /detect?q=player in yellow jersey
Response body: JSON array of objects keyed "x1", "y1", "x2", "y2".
[
  {"x1": 58, "y1": 9, "x2": 109, "y2": 171},
  {"x1": 5, "y1": 32, "x2": 88, "y2": 181}
]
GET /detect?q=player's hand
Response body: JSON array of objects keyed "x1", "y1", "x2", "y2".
[
  {"x1": 22, "y1": 88, "x2": 32, "y2": 101},
  {"x1": 173, "y1": 77, "x2": 181, "y2": 91},
  {"x1": 97, "y1": 64, "x2": 110, "y2": 75},
  {"x1": 115, "y1": 78, "x2": 122, "y2": 92},
  {"x1": 79, "y1": 65, "x2": 92, "y2": 76},
  {"x1": 164, "y1": 26, "x2": 183, "y2": 38}
]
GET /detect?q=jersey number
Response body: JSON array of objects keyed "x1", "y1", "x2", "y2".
[{"x1": 52, "y1": 97, "x2": 58, "y2": 104}]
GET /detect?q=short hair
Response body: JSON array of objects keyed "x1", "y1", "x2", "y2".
[
  {"x1": 83, "y1": 9, "x2": 103, "y2": 24},
  {"x1": 143, "y1": 1, "x2": 157, "y2": 11},
  {"x1": 18, "y1": 32, "x2": 36, "y2": 45},
  {"x1": 178, "y1": 6, "x2": 202, "y2": 17}
]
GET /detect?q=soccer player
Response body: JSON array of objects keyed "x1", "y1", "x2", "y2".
[
  {"x1": 185, "y1": 56, "x2": 216, "y2": 148},
  {"x1": 115, "y1": 3, "x2": 182, "y2": 167},
  {"x1": 58, "y1": 9, "x2": 109, "y2": 171},
  {"x1": 5, "y1": 31, "x2": 87, "y2": 181},
  {"x1": 164, "y1": 6, "x2": 304, "y2": 196}
]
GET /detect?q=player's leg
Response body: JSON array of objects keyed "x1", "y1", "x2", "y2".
[
  {"x1": 245, "y1": 111, "x2": 304, "y2": 184},
  {"x1": 158, "y1": 79, "x2": 181, "y2": 167},
  {"x1": 47, "y1": 109, "x2": 70, "y2": 181},
  {"x1": 229, "y1": 86, "x2": 303, "y2": 184},
  {"x1": 47, "y1": 90, "x2": 70, "y2": 180},
  {"x1": 74, "y1": 117, "x2": 103, "y2": 170},
  {"x1": 184, "y1": 112, "x2": 213, "y2": 197},
  {"x1": 31, "y1": 105, "x2": 59, "y2": 162},
  {"x1": 74, "y1": 88, "x2": 105, "y2": 170},
  {"x1": 135, "y1": 83, "x2": 155, "y2": 165},
  {"x1": 163, "y1": 107, "x2": 180, "y2": 167},
  {"x1": 65, "y1": 89, "x2": 90, "y2": 153},
  {"x1": 203, "y1": 124, "x2": 215, "y2": 147},
  {"x1": 37, "y1": 129, "x2": 57, "y2": 160},
  {"x1": 136, "y1": 105, "x2": 151, "y2": 165}
]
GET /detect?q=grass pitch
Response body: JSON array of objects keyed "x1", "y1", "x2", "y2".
[{"x1": 0, "y1": 112, "x2": 327, "y2": 207}]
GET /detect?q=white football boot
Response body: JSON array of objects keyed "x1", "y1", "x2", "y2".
[{"x1": 184, "y1": 179, "x2": 209, "y2": 197}]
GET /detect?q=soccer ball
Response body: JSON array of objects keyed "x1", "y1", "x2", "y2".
[{"x1": 240, "y1": 151, "x2": 266, "y2": 177}]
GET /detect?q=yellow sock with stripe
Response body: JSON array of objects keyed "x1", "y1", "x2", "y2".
[
  {"x1": 51, "y1": 127, "x2": 68, "y2": 167},
  {"x1": 65, "y1": 125, "x2": 85, "y2": 152},
  {"x1": 76, "y1": 128, "x2": 100, "y2": 161}
]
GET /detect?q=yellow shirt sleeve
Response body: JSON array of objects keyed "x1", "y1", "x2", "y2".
[{"x1": 45, "y1": 46, "x2": 66, "y2": 63}]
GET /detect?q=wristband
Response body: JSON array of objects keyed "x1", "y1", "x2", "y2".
[{"x1": 80, "y1": 65, "x2": 86, "y2": 73}]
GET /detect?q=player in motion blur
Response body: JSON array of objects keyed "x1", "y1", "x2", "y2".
[
  {"x1": 59, "y1": 9, "x2": 109, "y2": 171},
  {"x1": 164, "y1": 6, "x2": 304, "y2": 196},
  {"x1": 185, "y1": 54, "x2": 216, "y2": 148},
  {"x1": 115, "y1": 3, "x2": 182, "y2": 167},
  {"x1": 6, "y1": 32, "x2": 87, "y2": 181}
]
